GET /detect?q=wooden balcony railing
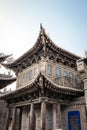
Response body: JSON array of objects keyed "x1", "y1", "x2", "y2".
[{"x1": 54, "y1": 77, "x2": 83, "y2": 90}]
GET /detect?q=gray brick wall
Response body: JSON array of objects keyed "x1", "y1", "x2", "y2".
[{"x1": 61, "y1": 105, "x2": 87, "y2": 130}]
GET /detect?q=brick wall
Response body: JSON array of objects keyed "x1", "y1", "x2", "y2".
[{"x1": 61, "y1": 105, "x2": 87, "y2": 130}]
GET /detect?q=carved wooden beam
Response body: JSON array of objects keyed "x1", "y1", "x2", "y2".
[{"x1": 34, "y1": 54, "x2": 39, "y2": 63}]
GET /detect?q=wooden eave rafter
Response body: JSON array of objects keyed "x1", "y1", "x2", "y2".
[{"x1": 0, "y1": 72, "x2": 83, "y2": 101}]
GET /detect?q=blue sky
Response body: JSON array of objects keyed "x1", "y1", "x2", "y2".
[{"x1": 0, "y1": 0, "x2": 87, "y2": 59}]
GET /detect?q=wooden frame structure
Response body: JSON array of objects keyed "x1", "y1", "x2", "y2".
[{"x1": 1, "y1": 25, "x2": 86, "y2": 130}]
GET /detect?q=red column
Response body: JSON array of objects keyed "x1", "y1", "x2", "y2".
[{"x1": 40, "y1": 101, "x2": 46, "y2": 130}]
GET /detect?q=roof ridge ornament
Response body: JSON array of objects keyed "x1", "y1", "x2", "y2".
[
  {"x1": 40, "y1": 23, "x2": 45, "y2": 32},
  {"x1": 40, "y1": 23, "x2": 46, "y2": 44},
  {"x1": 40, "y1": 23, "x2": 43, "y2": 30},
  {"x1": 40, "y1": 24, "x2": 47, "y2": 56}
]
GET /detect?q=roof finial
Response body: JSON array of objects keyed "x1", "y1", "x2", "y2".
[
  {"x1": 40, "y1": 23, "x2": 46, "y2": 44},
  {"x1": 40, "y1": 23, "x2": 43, "y2": 30},
  {"x1": 40, "y1": 23, "x2": 45, "y2": 34}
]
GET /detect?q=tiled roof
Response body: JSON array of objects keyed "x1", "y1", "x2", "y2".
[
  {"x1": 0, "y1": 72, "x2": 83, "y2": 99},
  {"x1": 2, "y1": 25, "x2": 80, "y2": 70}
]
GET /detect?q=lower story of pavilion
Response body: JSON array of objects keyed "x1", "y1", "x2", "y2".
[
  {"x1": 0, "y1": 96, "x2": 87, "y2": 130},
  {"x1": 0, "y1": 73, "x2": 87, "y2": 130}
]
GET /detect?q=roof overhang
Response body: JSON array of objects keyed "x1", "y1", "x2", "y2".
[
  {"x1": 0, "y1": 72, "x2": 83, "y2": 99},
  {"x1": 2, "y1": 25, "x2": 81, "y2": 71},
  {"x1": 0, "y1": 77, "x2": 16, "y2": 89}
]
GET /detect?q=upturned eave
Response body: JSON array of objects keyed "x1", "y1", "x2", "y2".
[
  {"x1": 0, "y1": 77, "x2": 16, "y2": 89},
  {"x1": 2, "y1": 25, "x2": 81, "y2": 71},
  {"x1": 0, "y1": 72, "x2": 83, "y2": 100}
]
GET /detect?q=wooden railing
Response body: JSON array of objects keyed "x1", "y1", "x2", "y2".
[{"x1": 54, "y1": 77, "x2": 83, "y2": 89}]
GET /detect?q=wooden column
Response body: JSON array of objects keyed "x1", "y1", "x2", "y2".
[
  {"x1": 19, "y1": 108, "x2": 22, "y2": 130},
  {"x1": 11, "y1": 107, "x2": 17, "y2": 130},
  {"x1": 40, "y1": 101, "x2": 46, "y2": 130},
  {"x1": 53, "y1": 104, "x2": 56, "y2": 130},
  {"x1": 5, "y1": 107, "x2": 10, "y2": 130},
  {"x1": 29, "y1": 103, "x2": 35, "y2": 130},
  {"x1": 56, "y1": 103, "x2": 62, "y2": 129}
]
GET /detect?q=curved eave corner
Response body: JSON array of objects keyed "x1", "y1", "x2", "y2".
[
  {"x1": 0, "y1": 77, "x2": 16, "y2": 89},
  {"x1": 0, "y1": 72, "x2": 83, "y2": 100},
  {"x1": 41, "y1": 73, "x2": 83, "y2": 95},
  {"x1": 1, "y1": 25, "x2": 81, "y2": 70}
]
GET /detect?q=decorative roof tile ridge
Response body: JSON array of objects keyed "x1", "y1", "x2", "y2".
[
  {"x1": 44, "y1": 31, "x2": 80, "y2": 60},
  {"x1": 0, "y1": 53, "x2": 11, "y2": 59},
  {"x1": 0, "y1": 72, "x2": 83, "y2": 99},
  {"x1": 1, "y1": 37, "x2": 41, "y2": 67},
  {"x1": 0, "y1": 55, "x2": 8, "y2": 59},
  {"x1": 2, "y1": 26, "x2": 81, "y2": 68},
  {"x1": 0, "y1": 77, "x2": 16, "y2": 80},
  {"x1": 0, "y1": 72, "x2": 41, "y2": 98},
  {"x1": 2, "y1": 46, "x2": 39, "y2": 67},
  {"x1": 38, "y1": 25, "x2": 81, "y2": 60}
]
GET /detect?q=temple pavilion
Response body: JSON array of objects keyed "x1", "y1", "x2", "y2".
[
  {"x1": 0, "y1": 53, "x2": 16, "y2": 130},
  {"x1": 0, "y1": 25, "x2": 87, "y2": 130}
]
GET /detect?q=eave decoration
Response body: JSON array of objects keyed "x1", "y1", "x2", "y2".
[
  {"x1": 0, "y1": 72, "x2": 83, "y2": 104},
  {"x1": 2, "y1": 24, "x2": 81, "y2": 74}
]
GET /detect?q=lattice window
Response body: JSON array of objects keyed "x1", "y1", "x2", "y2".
[
  {"x1": 48, "y1": 64, "x2": 52, "y2": 75},
  {"x1": 56, "y1": 67, "x2": 61, "y2": 77},
  {"x1": 34, "y1": 67, "x2": 37, "y2": 75},
  {"x1": 69, "y1": 72, "x2": 74, "y2": 79},
  {"x1": 29, "y1": 70, "x2": 33, "y2": 79},
  {"x1": 63, "y1": 70, "x2": 68, "y2": 77}
]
